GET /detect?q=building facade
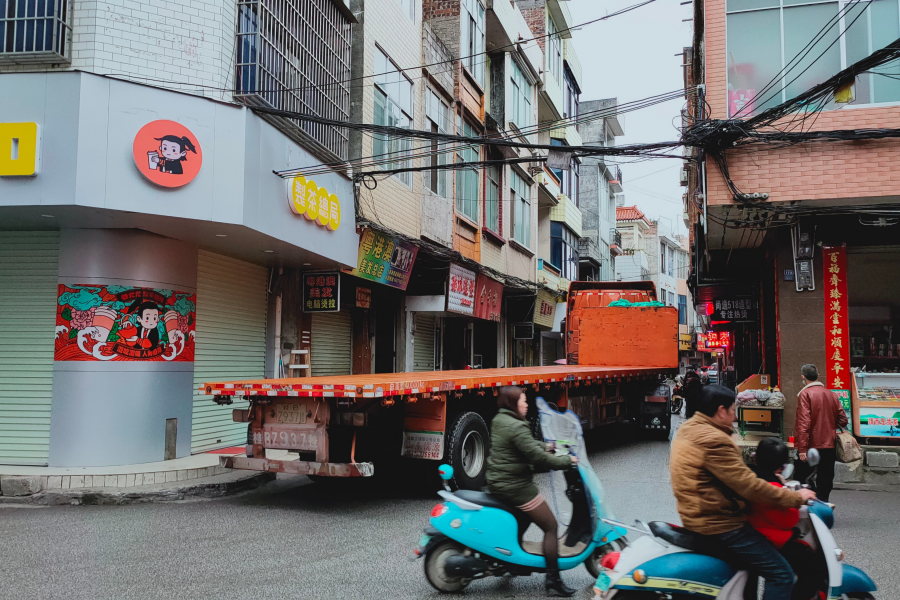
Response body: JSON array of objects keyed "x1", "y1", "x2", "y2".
[
  {"x1": 685, "y1": 0, "x2": 900, "y2": 432},
  {"x1": 0, "y1": 0, "x2": 357, "y2": 466}
]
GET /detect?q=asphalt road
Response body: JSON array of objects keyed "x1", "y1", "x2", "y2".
[{"x1": 1, "y1": 429, "x2": 897, "y2": 600}]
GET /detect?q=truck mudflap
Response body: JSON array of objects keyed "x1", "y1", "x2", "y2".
[{"x1": 220, "y1": 455, "x2": 374, "y2": 477}]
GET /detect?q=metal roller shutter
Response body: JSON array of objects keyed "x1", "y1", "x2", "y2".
[
  {"x1": 541, "y1": 337, "x2": 559, "y2": 366},
  {"x1": 311, "y1": 312, "x2": 352, "y2": 376},
  {"x1": 0, "y1": 231, "x2": 59, "y2": 465},
  {"x1": 191, "y1": 250, "x2": 268, "y2": 453},
  {"x1": 413, "y1": 314, "x2": 436, "y2": 372}
]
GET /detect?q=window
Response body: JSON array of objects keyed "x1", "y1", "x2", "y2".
[
  {"x1": 456, "y1": 116, "x2": 480, "y2": 222},
  {"x1": 551, "y1": 222, "x2": 579, "y2": 281},
  {"x1": 511, "y1": 169, "x2": 531, "y2": 247},
  {"x1": 725, "y1": 0, "x2": 900, "y2": 117},
  {"x1": 678, "y1": 295, "x2": 688, "y2": 325},
  {"x1": 564, "y1": 69, "x2": 580, "y2": 120},
  {"x1": 677, "y1": 250, "x2": 687, "y2": 278},
  {"x1": 667, "y1": 245, "x2": 675, "y2": 277},
  {"x1": 510, "y1": 58, "x2": 533, "y2": 129},
  {"x1": 236, "y1": 0, "x2": 352, "y2": 159},
  {"x1": 461, "y1": 0, "x2": 485, "y2": 87},
  {"x1": 485, "y1": 165, "x2": 501, "y2": 234},
  {"x1": 0, "y1": 0, "x2": 70, "y2": 63},
  {"x1": 548, "y1": 14, "x2": 562, "y2": 82},
  {"x1": 660, "y1": 242, "x2": 667, "y2": 275},
  {"x1": 424, "y1": 89, "x2": 450, "y2": 197},
  {"x1": 398, "y1": 0, "x2": 415, "y2": 19},
  {"x1": 549, "y1": 139, "x2": 579, "y2": 206},
  {"x1": 659, "y1": 289, "x2": 667, "y2": 305},
  {"x1": 373, "y1": 47, "x2": 414, "y2": 186}
]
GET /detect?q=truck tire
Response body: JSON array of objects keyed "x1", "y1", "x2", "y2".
[{"x1": 446, "y1": 412, "x2": 490, "y2": 491}]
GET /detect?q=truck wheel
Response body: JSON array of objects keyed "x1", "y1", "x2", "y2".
[
  {"x1": 446, "y1": 412, "x2": 490, "y2": 491},
  {"x1": 424, "y1": 539, "x2": 471, "y2": 593}
]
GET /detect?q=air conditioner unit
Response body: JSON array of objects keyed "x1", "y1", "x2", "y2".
[{"x1": 513, "y1": 323, "x2": 535, "y2": 339}]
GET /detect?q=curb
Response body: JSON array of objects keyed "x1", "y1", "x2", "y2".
[
  {"x1": 834, "y1": 482, "x2": 900, "y2": 493},
  {"x1": 0, "y1": 471, "x2": 276, "y2": 506}
]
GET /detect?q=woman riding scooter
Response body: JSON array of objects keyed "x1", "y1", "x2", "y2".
[{"x1": 485, "y1": 386, "x2": 579, "y2": 597}]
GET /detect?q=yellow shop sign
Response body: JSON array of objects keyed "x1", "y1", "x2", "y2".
[
  {"x1": 0, "y1": 122, "x2": 41, "y2": 176},
  {"x1": 287, "y1": 175, "x2": 341, "y2": 232}
]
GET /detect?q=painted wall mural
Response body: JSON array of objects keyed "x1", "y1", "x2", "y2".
[{"x1": 54, "y1": 285, "x2": 196, "y2": 362}]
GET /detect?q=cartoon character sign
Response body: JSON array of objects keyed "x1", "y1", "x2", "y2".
[
  {"x1": 132, "y1": 120, "x2": 202, "y2": 188},
  {"x1": 54, "y1": 285, "x2": 196, "y2": 362}
]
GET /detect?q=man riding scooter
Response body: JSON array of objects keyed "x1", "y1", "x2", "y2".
[{"x1": 671, "y1": 382, "x2": 817, "y2": 600}]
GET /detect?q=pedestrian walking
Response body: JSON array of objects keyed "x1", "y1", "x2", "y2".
[{"x1": 794, "y1": 364, "x2": 849, "y2": 502}]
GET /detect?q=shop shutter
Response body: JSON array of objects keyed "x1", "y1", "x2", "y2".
[
  {"x1": 413, "y1": 314, "x2": 436, "y2": 372},
  {"x1": 0, "y1": 232, "x2": 59, "y2": 466},
  {"x1": 542, "y1": 337, "x2": 559, "y2": 366},
  {"x1": 311, "y1": 311, "x2": 352, "y2": 376},
  {"x1": 191, "y1": 251, "x2": 267, "y2": 453}
]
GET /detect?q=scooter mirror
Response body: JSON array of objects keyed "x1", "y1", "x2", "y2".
[
  {"x1": 438, "y1": 465, "x2": 454, "y2": 480},
  {"x1": 807, "y1": 448, "x2": 820, "y2": 467},
  {"x1": 782, "y1": 463, "x2": 794, "y2": 480}
]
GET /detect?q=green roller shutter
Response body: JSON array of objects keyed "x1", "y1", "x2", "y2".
[
  {"x1": 0, "y1": 231, "x2": 59, "y2": 466},
  {"x1": 191, "y1": 250, "x2": 267, "y2": 453},
  {"x1": 413, "y1": 314, "x2": 436, "y2": 372},
  {"x1": 310, "y1": 311, "x2": 352, "y2": 377}
]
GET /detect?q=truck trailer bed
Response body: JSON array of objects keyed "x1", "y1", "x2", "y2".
[{"x1": 200, "y1": 365, "x2": 674, "y2": 399}]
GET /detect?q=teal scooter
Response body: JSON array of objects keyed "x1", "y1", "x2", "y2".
[{"x1": 416, "y1": 397, "x2": 626, "y2": 593}]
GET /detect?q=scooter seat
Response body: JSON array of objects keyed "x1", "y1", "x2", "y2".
[
  {"x1": 649, "y1": 522, "x2": 732, "y2": 557},
  {"x1": 454, "y1": 490, "x2": 532, "y2": 536}
]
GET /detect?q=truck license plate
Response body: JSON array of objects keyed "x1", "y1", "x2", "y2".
[
  {"x1": 253, "y1": 428, "x2": 317, "y2": 451},
  {"x1": 276, "y1": 403, "x2": 306, "y2": 424},
  {"x1": 401, "y1": 431, "x2": 444, "y2": 460}
]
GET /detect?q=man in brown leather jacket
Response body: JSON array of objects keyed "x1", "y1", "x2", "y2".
[
  {"x1": 671, "y1": 384, "x2": 815, "y2": 600},
  {"x1": 795, "y1": 364, "x2": 849, "y2": 501}
]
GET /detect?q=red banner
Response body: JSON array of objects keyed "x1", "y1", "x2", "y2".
[
  {"x1": 473, "y1": 274, "x2": 503, "y2": 322},
  {"x1": 823, "y1": 245, "x2": 850, "y2": 390}
]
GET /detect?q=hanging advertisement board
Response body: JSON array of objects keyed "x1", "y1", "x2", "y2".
[
  {"x1": 352, "y1": 229, "x2": 418, "y2": 290},
  {"x1": 447, "y1": 263, "x2": 477, "y2": 316}
]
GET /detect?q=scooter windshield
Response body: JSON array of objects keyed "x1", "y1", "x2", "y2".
[{"x1": 536, "y1": 397, "x2": 616, "y2": 540}]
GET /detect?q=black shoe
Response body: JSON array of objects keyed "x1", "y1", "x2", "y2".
[{"x1": 545, "y1": 570, "x2": 576, "y2": 598}]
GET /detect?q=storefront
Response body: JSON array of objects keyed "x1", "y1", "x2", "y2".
[{"x1": 0, "y1": 72, "x2": 357, "y2": 467}]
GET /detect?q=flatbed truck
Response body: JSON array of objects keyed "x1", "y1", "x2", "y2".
[{"x1": 202, "y1": 281, "x2": 679, "y2": 489}]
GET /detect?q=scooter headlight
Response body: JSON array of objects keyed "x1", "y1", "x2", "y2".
[{"x1": 632, "y1": 569, "x2": 648, "y2": 584}]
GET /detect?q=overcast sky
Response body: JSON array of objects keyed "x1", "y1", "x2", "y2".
[{"x1": 570, "y1": 0, "x2": 693, "y2": 236}]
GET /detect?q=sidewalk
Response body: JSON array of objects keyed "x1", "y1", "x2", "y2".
[{"x1": 0, "y1": 447, "x2": 275, "y2": 505}]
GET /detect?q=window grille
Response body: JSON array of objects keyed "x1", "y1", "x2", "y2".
[
  {"x1": 0, "y1": 0, "x2": 70, "y2": 64},
  {"x1": 235, "y1": 0, "x2": 352, "y2": 160}
]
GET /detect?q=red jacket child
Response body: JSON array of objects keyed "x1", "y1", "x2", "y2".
[{"x1": 747, "y1": 480, "x2": 800, "y2": 548}]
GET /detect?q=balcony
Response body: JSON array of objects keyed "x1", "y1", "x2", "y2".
[
  {"x1": 610, "y1": 165, "x2": 623, "y2": 194},
  {"x1": 578, "y1": 236, "x2": 601, "y2": 265},
  {"x1": 536, "y1": 168, "x2": 561, "y2": 208},
  {"x1": 550, "y1": 193, "x2": 582, "y2": 238},
  {"x1": 537, "y1": 259, "x2": 561, "y2": 291},
  {"x1": 609, "y1": 228, "x2": 623, "y2": 256}
]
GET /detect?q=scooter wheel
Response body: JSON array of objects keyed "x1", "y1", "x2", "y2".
[
  {"x1": 584, "y1": 539, "x2": 625, "y2": 579},
  {"x1": 424, "y1": 539, "x2": 471, "y2": 593}
]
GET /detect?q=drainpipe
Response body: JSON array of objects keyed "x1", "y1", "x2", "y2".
[{"x1": 273, "y1": 267, "x2": 283, "y2": 379}]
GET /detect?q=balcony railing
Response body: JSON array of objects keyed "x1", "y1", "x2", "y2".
[
  {"x1": 610, "y1": 228, "x2": 622, "y2": 248},
  {"x1": 235, "y1": 0, "x2": 352, "y2": 160},
  {"x1": 0, "y1": 0, "x2": 70, "y2": 64}
]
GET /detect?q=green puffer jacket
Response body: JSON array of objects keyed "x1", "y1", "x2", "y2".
[{"x1": 485, "y1": 408, "x2": 573, "y2": 507}]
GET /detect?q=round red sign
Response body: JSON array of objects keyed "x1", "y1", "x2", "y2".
[{"x1": 132, "y1": 120, "x2": 202, "y2": 188}]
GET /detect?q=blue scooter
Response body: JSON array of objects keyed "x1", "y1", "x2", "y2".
[
  {"x1": 595, "y1": 449, "x2": 878, "y2": 600},
  {"x1": 416, "y1": 397, "x2": 626, "y2": 593}
]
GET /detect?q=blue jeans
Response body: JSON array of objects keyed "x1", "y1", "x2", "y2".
[{"x1": 710, "y1": 524, "x2": 795, "y2": 600}]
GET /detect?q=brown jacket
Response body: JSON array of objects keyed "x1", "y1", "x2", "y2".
[
  {"x1": 671, "y1": 413, "x2": 804, "y2": 535},
  {"x1": 794, "y1": 382, "x2": 849, "y2": 454}
]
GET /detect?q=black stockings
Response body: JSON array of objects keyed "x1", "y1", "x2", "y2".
[{"x1": 523, "y1": 500, "x2": 560, "y2": 570}]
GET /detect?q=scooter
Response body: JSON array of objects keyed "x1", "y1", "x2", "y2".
[
  {"x1": 416, "y1": 397, "x2": 627, "y2": 593},
  {"x1": 594, "y1": 449, "x2": 878, "y2": 600}
]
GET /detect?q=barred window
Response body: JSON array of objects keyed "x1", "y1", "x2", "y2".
[
  {"x1": 0, "y1": 0, "x2": 70, "y2": 64},
  {"x1": 235, "y1": 0, "x2": 352, "y2": 160}
]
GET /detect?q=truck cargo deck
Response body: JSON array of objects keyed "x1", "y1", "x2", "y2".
[{"x1": 201, "y1": 365, "x2": 674, "y2": 398}]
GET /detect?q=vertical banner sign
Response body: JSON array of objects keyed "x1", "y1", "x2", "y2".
[
  {"x1": 303, "y1": 272, "x2": 340, "y2": 312},
  {"x1": 823, "y1": 245, "x2": 850, "y2": 407},
  {"x1": 473, "y1": 274, "x2": 503, "y2": 322},
  {"x1": 447, "y1": 263, "x2": 477, "y2": 315},
  {"x1": 352, "y1": 229, "x2": 418, "y2": 290}
]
